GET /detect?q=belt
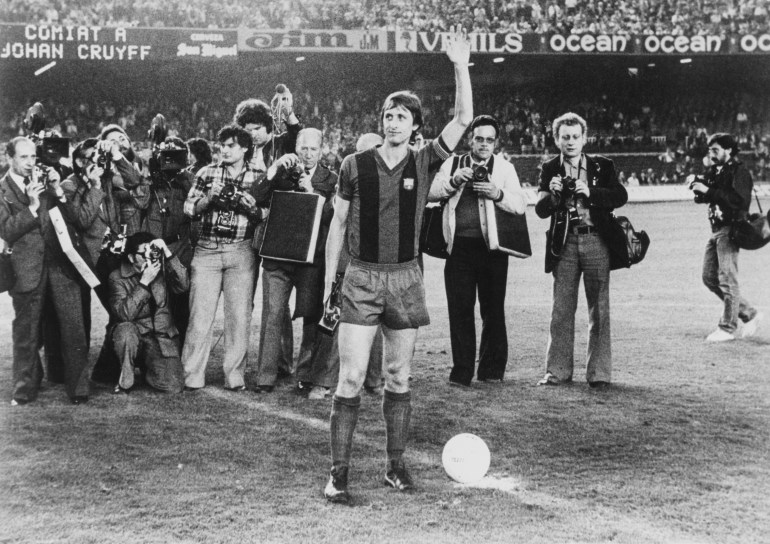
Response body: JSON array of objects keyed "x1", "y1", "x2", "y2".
[{"x1": 570, "y1": 225, "x2": 597, "y2": 235}]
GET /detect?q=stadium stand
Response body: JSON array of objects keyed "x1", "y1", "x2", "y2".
[{"x1": 2, "y1": 0, "x2": 770, "y2": 33}]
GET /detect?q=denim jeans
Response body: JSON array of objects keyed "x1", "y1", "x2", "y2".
[
  {"x1": 545, "y1": 233, "x2": 612, "y2": 383},
  {"x1": 182, "y1": 240, "x2": 256, "y2": 388},
  {"x1": 702, "y1": 227, "x2": 756, "y2": 333}
]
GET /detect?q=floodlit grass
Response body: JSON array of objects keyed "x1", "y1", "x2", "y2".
[{"x1": 1, "y1": 201, "x2": 769, "y2": 543}]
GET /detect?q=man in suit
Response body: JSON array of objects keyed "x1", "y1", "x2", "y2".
[
  {"x1": 534, "y1": 113, "x2": 628, "y2": 389},
  {"x1": 253, "y1": 128, "x2": 337, "y2": 393},
  {"x1": 0, "y1": 137, "x2": 90, "y2": 405},
  {"x1": 428, "y1": 115, "x2": 527, "y2": 388}
]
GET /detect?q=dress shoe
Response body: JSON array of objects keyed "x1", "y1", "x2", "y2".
[
  {"x1": 588, "y1": 381, "x2": 610, "y2": 390},
  {"x1": 224, "y1": 385, "x2": 247, "y2": 392},
  {"x1": 253, "y1": 385, "x2": 275, "y2": 394},
  {"x1": 183, "y1": 385, "x2": 202, "y2": 392},
  {"x1": 449, "y1": 379, "x2": 471, "y2": 389},
  {"x1": 295, "y1": 381, "x2": 313, "y2": 395},
  {"x1": 477, "y1": 378, "x2": 504, "y2": 385},
  {"x1": 71, "y1": 396, "x2": 89, "y2": 405}
]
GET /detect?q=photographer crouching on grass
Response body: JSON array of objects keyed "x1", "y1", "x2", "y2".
[
  {"x1": 181, "y1": 124, "x2": 263, "y2": 392},
  {"x1": 109, "y1": 233, "x2": 188, "y2": 394},
  {"x1": 689, "y1": 133, "x2": 763, "y2": 342}
]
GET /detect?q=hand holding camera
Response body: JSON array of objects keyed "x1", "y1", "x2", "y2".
[
  {"x1": 573, "y1": 179, "x2": 590, "y2": 198},
  {"x1": 86, "y1": 164, "x2": 104, "y2": 189},
  {"x1": 149, "y1": 238, "x2": 171, "y2": 260},
  {"x1": 318, "y1": 273, "x2": 344, "y2": 335},
  {"x1": 451, "y1": 167, "x2": 473, "y2": 188},
  {"x1": 140, "y1": 259, "x2": 162, "y2": 285},
  {"x1": 687, "y1": 174, "x2": 710, "y2": 203}
]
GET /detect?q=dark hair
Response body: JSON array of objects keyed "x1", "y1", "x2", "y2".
[
  {"x1": 187, "y1": 137, "x2": 212, "y2": 166},
  {"x1": 72, "y1": 137, "x2": 99, "y2": 177},
  {"x1": 125, "y1": 231, "x2": 155, "y2": 256},
  {"x1": 233, "y1": 99, "x2": 273, "y2": 133},
  {"x1": 380, "y1": 91, "x2": 423, "y2": 134},
  {"x1": 707, "y1": 133, "x2": 739, "y2": 156},
  {"x1": 217, "y1": 124, "x2": 253, "y2": 150},
  {"x1": 164, "y1": 136, "x2": 186, "y2": 150},
  {"x1": 469, "y1": 115, "x2": 500, "y2": 139}
]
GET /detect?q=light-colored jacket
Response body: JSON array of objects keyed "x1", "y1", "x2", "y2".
[{"x1": 428, "y1": 153, "x2": 527, "y2": 254}]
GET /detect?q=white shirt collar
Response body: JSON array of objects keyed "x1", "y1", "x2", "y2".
[{"x1": 8, "y1": 170, "x2": 27, "y2": 193}]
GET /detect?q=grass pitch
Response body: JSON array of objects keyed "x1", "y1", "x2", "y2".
[{"x1": 1, "y1": 200, "x2": 769, "y2": 544}]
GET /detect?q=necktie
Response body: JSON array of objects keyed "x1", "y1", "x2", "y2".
[{"x1": 23, "y1": 176, "x2": 30, "y2": 186}]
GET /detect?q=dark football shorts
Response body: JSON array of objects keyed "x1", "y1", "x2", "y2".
[{"x1": 340, "y1": 258, "x2": 429, "y2": 329}]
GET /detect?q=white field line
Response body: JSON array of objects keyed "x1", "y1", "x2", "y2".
[{"x1": 205, "y1": 388, "x2": 711, "y2": 544}]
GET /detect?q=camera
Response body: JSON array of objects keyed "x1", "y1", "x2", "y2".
[
  {"x1": 688, "y1": 174, "x2": 710, "y2": 203},
  {"x1": 96, "y1": 147, "x2": 112, "y2": 169},
  {"x1": 472, "y1": 164, "x2": 489, "y2": 184},
  {"x1": 210, "y1": 183, "x2": 260, "y2": 221},
  {"x1": 318, "y1": 273, "x2": 344, "y2": 335},
  {"x1": 273, "y1": 162, "x2": 306, "y2": 192},
  {"x1": 145, "y1": 242, "x2": 163, "y2": 263},
  {"x1": 102, "y1": 226, "x2": 128, "y2": 255},
  {"x1": 23, "y1": 102, "x2": 70, "y2": 170}
]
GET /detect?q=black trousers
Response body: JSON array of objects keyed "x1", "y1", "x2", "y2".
[{"x1": 444, "y1": 236, "x2": 509, "y2": 385}]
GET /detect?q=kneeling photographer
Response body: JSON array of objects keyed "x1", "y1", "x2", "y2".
[
  {"x1": 253, "y1": 128, "x2": 337, "y2": 393},
  {"x1": 109, "y1": 233, "x2": 188, "y2": 394},
  {"x1": 181, "y1": 124, "x2": 263, "y2": 391}
]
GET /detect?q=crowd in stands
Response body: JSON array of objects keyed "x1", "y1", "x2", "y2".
[
  {"x1": 2, "y1": 83, "x2": 768, "y2": 183},
  {"x1": 3, "y1": 0, "x2": 770, "y2": 34}
]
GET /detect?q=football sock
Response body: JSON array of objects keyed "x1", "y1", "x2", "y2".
[
  {"x1": 330, "y1": 394, "x2": 361, "y2": 469},
  {"x1": 383, "y1": 389, "x2": 412, "y2": 465}
]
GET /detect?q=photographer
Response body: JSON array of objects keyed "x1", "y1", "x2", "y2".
[
  {"x1": 145, "y1": 136, "x2": 194, "y2": 345},
  {"x1": 234, "y1": 93, "x2": 302, "y2": 382},
  {"x1": 181, "y1": 124, "x2": 262, "y2": 391},
  {"x1": 428, "y1": 115, "x2": 527, "y2": 388},
  {"x1": 253, "y1": 128, "x2": 337, "y2": 393},
  {"x1": 233, "y1": 88, "x2": 302, "y2": 176},
  {"x1": 0, "y1": 137, "x2": 90, "y2": 405},
  {"x1": 109, "y1": 233, "x2": 188, "y2": 394},
  {"x1": 98, "y1": 124, "x2": 151, "y2": 236},
  {"x1": 690, "y1": 133, "x2": 762, "y2": 341},
  {"x1": 61, "y1": 138, "x2": 118, "y2": 347},
  {"x1": 534, "y1": 112, "x2": 628, "y2": 389}
]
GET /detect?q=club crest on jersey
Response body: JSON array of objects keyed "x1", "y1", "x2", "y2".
[{"x1": 403, "y1": 177, "x2": 415, "y2": 191}]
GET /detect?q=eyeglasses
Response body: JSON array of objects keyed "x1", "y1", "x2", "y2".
[{"x1": 473, "y1": 137, "x2": 497, "y2": 144}]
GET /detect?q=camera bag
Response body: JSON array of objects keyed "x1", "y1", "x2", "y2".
[
  {"x1": 612, "y1": 215, "x2": 650, "y2": 267},
  {"x1": 419, "y1": 156, "x2": 460, "y2": 259},
  {"x1": 730, "y1": 189, "x2": 770, "y2": 250}
]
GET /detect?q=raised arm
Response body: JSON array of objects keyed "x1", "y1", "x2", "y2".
[{"x1": 438, "y1": 26, "x2": 473, "y2": 152}]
